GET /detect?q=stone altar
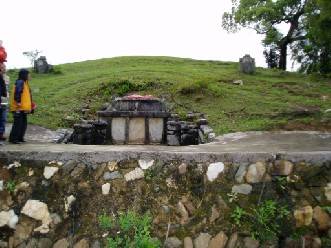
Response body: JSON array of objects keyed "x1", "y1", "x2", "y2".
[{"x1": 97, "y1": 95, "x2": 170, "y2": 145}]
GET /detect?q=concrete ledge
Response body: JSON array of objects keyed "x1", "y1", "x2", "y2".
[
  {"x1": 0, "y1": 144, "x2": 330, "y2": 165},
  {"x1": 0, "y1": 131, "x2": 330, "y2": 165}
]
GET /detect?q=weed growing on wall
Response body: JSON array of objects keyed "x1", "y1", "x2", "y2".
[
  {"x1": 322, "y1": 206, "x2": 331, "y2": 214},
  {"x1": 231, "y1": 200, "x2": 290, "y2": 243},
  {"x1": 99, "y1": 212, "x2": 113, "y2": 229},
  {"x1": 6, "y1": 180, "x2": 16, "y2": 193},
  {"x1": 231, "y1": 206, "x2": 246, "y2": 226},
  {"x1": 98, "y1": 211, "x2": 161, "y2": 248}
]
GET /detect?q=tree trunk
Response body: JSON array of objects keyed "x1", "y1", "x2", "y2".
[
  {"x1": 320, "y1": 48, "x2": 331, "y2": 74},
  {"x1": 278, "y1": 42, "x2": 288, "y2": 70},
  {"x1": 276, "y1": 8, "x2": 304, "y2": 71}
]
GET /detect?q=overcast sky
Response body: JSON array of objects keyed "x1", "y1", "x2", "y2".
[{"x1": 2, "y1": 0, "x2": 268, "y2": 69}]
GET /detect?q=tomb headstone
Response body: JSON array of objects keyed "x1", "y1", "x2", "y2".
[
  {"x1": 239, "y1": 54, "x2": 256, "y2": 74},
  {"x1": 34, "y1": 56, "x2": 53, "y2": 74}
]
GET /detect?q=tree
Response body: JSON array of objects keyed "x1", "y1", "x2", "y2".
[
  {"x1": 292, "y1": 0, "x2": 331, "y2": 73},
  {"x1": 23, "y1": 49, "x2": 42, "y2": 67},
  {"x1": 222, "y1": 0, "x2": 309, "y2": 70}
]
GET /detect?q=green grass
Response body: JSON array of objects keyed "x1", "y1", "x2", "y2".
[{"x1": 7, "y1": 56, "x2": 331, "y2": 134}]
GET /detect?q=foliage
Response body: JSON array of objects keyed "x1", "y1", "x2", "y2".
[
  {"x1": 6, "y1": 180, "x2": 16, "y2": 193},
  {"x1": 251, "y1": 200, "x2": 290, "y2": 242},
  {"x1": 293, "y1": 0, "x2": 331, "y2": 74},
  {"x1": 144, "y1": 168, "x2": 155, "y2": 181},
  {"x1": 222, "y1": 0, "x2": 307, "y2": 70},
  {"x1": 99, "y1": 213, "x2": 113, "y2": 229},
  {"x1": 223, "y1": 0, "x2": 331, "y2": 74},
  {"x1": 275, "y1": 176, "x2": 288, "y2": 191},
  {"x1": 98, "y1": 210, "x2": 160, "y2": 248},
  {"x1": 322, "y1": 206, "x2": 331, "y2": 214},
  {"x1": 227, "y1": 192, "x2": 239, "y2": 203},
  {"x1": 231, "y1": 200, "x2": 290, "y2": 243},
  {"x1": 321, "y1": 237, "x2": 331, "y2": 247},
  {"x1": 48, "y1": 66, "x2": 63, "y2": 75},
  {"x1": 290, "y1": 226, "x2": 310, "y2": 240},
  {"x1": 22, "y1": 49, "x2": 42, "y2": 67},
  {"x1": 178, "y1": 80, "x2": 224, "y2": 97},
  {"x1": 231, "y1": 206, "x2": 246, "y2": 226},
  {"x1": 108, "y1": 80, "x2": 155, "y2": 96},
  {"x1": 264, "y1": 47, "x2": 280, "y2": 69}
]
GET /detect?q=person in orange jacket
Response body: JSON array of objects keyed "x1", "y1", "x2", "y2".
[{"x1": 9, "y1": 69, "x2": 33, "y2": 144}]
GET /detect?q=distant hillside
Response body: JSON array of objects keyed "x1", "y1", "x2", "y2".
[{"x1": 7, "y1": 56, "x2": 331, "y2": 134}]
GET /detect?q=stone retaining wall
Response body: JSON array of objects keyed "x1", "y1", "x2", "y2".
[{"x1": 0, "y1": 157, "x2": 331, "y2": 248}]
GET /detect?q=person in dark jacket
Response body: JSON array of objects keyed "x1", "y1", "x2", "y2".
[
  {"x1": 0, "y1": 63, "x2": 9, "y2": 141},
  {"x1": 0, "y1": 65, "x2": 6, "y2": 100},
  {"x1": 0, "y1": 64, "x2": 7, "y2": 142},
  {"x1": 9, "y1": 69, "x2": 33, "y2": 144}
]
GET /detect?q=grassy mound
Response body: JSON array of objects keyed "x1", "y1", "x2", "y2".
[{"x1": 7, "y1": 56, "x2": 331, "y2": 134}]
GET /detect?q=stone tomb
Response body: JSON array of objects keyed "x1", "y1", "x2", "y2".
[
  {"x1": 97, "y1": 95, "x2": 170, "y2": 145},
  {"x1": 69, "y1": 95, "x2": 215, "y2": 146}
]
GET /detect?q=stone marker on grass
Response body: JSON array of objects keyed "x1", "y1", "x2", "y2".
[{"x1": 239, "y1": 54, "x2": 256, "y2": 74}]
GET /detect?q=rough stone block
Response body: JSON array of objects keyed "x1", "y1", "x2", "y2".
[
  {"x1": 200, "y1": 125, "x2": 213, "y2": 135},
  {"x1": 167, "y1": 135, "x2": 180, "y2": 146},
  {"x1": 167, "y1": 125, "x2": 179, "y2": 131}
]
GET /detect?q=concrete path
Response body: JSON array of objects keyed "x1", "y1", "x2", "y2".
[
  {"x1": 3, "y1": 124, "x2": 58, "y2": 143},
  {"x1": 0, "y1": 124, "x2": 330, "y2": 164}
]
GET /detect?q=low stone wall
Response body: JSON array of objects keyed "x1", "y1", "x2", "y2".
[{"x1": 0, "y1": 157, "x2": 331, "y2": 248}]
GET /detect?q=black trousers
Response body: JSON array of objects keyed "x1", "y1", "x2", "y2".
[{"x1": 9, "y1": 112, "x2": 27, "y2": 142}]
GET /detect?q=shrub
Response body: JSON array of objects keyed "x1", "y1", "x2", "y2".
[
  {"x1": 178, "y1": 81, "x2": 207, "y2": 95},
  {"x1": 108, "y1": 80, "x2": 155, "y2": 96},
  {"x1": 49, "y1": 66, "x2": 63, "y2": 75},
  {"x1": 178, "y1": 80, "x2": 224, "y2": 97}
]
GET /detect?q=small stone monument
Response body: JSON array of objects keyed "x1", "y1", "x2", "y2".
[
  {"x1": 34, "y1": 56, "x2": 53, "y2": 73},
  {"x1": 239, "y1": 54, "x2": 256, "y2": 74}
]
